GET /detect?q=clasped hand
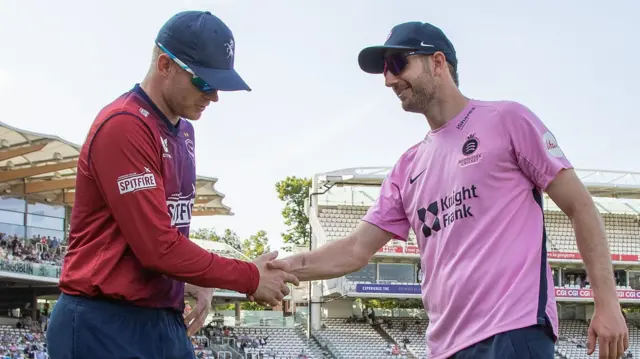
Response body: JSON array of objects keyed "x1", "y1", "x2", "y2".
[{"x1": 248, "y1": 251, "x2": 299, "y2": 307}]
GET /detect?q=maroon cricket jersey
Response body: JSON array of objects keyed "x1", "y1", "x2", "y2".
[{"x1": 59, "y1": 84, "x2": 258, "y2": 311}]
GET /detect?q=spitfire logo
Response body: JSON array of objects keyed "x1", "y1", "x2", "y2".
[
  {"x1": 166, "y1": 185, "x2": 196, "y2": 228},
  {"x1": 117, "y1": 167, "x2": 157, "y2": 194},
  {"x1": 225, "y1": 39, "x2": 235, "y2": 59}
]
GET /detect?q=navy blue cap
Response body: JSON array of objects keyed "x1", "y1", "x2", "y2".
[
  {"x1": 156, "y1": 11, "x2": 250, "y2": 91},
  {"x1": 358, "y1": 22, "x2": 457, "y2": 74}
]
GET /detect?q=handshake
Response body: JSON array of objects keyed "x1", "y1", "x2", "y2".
[{"x1": 247, "y1": 251, "x2": 300, "y2": 307}]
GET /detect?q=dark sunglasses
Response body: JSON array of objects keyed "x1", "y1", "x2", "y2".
[
  {"x1": 383, "y1": 51, "x2": 431, "y2": 76},
  {"x1": 156, "y1": 43, "x2": 216, "y2": 94}
]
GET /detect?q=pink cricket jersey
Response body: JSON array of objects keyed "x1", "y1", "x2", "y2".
[{"x1": 363, "y1": 99, "x2": 572, "y2": 359}]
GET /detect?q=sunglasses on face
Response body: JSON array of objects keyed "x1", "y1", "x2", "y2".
[
  {"x1": 156, "y1": 43, "x2": 216, "y2": 94},
  {"x1": 383, "y1": 51, "x2": 431, "y2": 76}
]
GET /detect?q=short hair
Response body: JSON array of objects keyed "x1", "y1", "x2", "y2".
[
  {"x1": 152, "y1": 45, "x2": 162, "y2": 63},
  {"x1": 448, "y1": 63, "x2": 459, "y2": 88},
  {"x1": 422, "y1": 55, "x2": 459, "y2": 87}
]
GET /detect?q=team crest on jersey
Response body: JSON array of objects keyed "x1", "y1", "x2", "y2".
[
  {"x1": 185, "y1": 138, "x2": 195, "y2": 165},
  {"x1": 458, "y1": 134, "x2": 483, "y2": 168},
  {"x1": 117, "y1": 167, "x2": 157, "y2": 194}
]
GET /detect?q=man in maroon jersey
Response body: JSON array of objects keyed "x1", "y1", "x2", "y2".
[{"x1": 46, "y1": 11, "x2": 298, "y2": 359}]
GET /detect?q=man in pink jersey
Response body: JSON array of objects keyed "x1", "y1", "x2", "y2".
[{"x1": 265, "y1": 22, "x2": 628, "y2": 359}]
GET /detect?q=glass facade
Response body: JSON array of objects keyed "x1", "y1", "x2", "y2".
[
  {"x1": 0, "y1": 196, "x2": 66, "y2": 240},
  {"x1": 378, "y1": 263, "x2": 415, "y2": 283},
  {"x1": 345, "y1": 263, "x2": 376, "y2": 283},
  {"x1": 344, "y1": 263, "x2": 417, "y2": 283},
  {"x1": 629, "y1": 271, "x2": 640, "y2": 290},
  {"x1": 0, "y1": 197, "x2": 26, "y2": 212}
]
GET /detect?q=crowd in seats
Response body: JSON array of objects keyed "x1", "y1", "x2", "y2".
[
  {"x1": 189, "y1": 336, "x2": 215, "y2": 359},
  {"x1": 0, "y1": 234, "x2": 66, "y2": 266},
  {"x1": 201, "y1": 324, "x2": 319, "y2": 359},
  {"x1": 0, "y1": 324, "x2": 47, "y2": 359}
]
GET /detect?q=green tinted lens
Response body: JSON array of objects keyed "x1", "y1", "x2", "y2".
[{"x1": 191, "y1": 77, "x2": 215, "y2": 93}]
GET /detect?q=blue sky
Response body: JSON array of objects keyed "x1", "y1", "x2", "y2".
[{"x1": 1, "y1": 0, "x2": 638, "y2": 251}]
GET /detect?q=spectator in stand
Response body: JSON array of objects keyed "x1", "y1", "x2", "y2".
[{"x1": 402, "y1": 337, "x2": 410, "y2": 349}]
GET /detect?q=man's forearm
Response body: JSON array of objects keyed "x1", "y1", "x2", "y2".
[
  {"x1": 572, "y1": 204, "x2": 619, "y2": 306},
  {"x1": 288, "y1": 235, "x2": 368, "y2": 281}
]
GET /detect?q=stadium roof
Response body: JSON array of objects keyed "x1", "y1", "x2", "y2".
[
  {"x1": 317, "y1": 167, "x2": 640, "y2": 200},
  {"x1": 0, "y1": 121, "x2": 232, "y2": 216}
]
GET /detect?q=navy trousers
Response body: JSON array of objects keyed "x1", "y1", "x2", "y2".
[
  {"x1": 46, "y1": 293, "x2": 195, "y2": 359},
  {"x1": 450, "y1": 324, "x2": 555, "y2": 359}
]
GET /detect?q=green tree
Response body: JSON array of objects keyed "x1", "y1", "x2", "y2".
[
  {"x1": 215, "y1": 302, "x2": 266, "y2": 311},
  {"x1": 221, "y1": 229, "x2": 242, "y2": 253},
  {"x1": 358, "y1": 298, "x2": 423, "y2": 309},
  {"x1": 275, "y1": 176, "x2": 312, "y2": 251},
  {"x1": 242, "y1": 230, "x2": 270, "y2": 259},
  {"x1": 190, "y1": 228, "x2": 242, "y2": 252},
  {"x1": 191, "y1": 228, "x2": 220, "y2": 241},
  {"x1": 241, "y1": 301, "x2": 266, "y2": 311}
]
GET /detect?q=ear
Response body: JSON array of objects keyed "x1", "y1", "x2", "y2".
[
  {"x1": 431, "y1": 52, "x2": 448, "y2": 77},
  {"x1": 156, "y1": 53, "x2": 173, "y2": 77}
]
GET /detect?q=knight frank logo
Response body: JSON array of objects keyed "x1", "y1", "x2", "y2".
[
  {"x1": 417, "y1": 185, "x2": 479, "y2": 238},
  {"x1": 418, "y1": 201, "x2": 440, "y2": 237}
]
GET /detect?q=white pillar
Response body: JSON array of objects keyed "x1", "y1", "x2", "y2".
[{"x1": 310, "y1": 281, "x2": 322, "y2": 331}]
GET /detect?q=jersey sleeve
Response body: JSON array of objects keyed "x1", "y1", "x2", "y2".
[
  {"x1": 362, "y1": 164, "x2": 411, "y2": 240},
  {"x1": 88, "y1": 114, "x2": 259, "y2": 294},
  {"x1": 502, "y1": 102, "x2": 573, "y2": 190}
]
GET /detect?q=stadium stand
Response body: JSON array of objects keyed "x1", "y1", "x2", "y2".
[
  {"x1": 231, "y1": 326, "x2": 322, "y2": 358},
  {"x1": 547, "y1": 211, "x2": 640, "y2": 255},
  {"x1": 319, "y1": 205, "x2": 415, "y2": 247},
  {"x1": 314, "y1": 317, "x2": 407, "y2": 359},
  {"x1": 319, "y1": 206, "x2": 640, "y2": 258},
  {"x1": 380, "y1": 318, "x2": 429, "y2": 359}
]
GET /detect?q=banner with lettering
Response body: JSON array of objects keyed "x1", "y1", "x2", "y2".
[
  {"x1": 548, "y1": 252, "x2": 638, "y2": 262},
  {"x1": 355, "y1": 283, "x2": 421, "y2": 295},
  {"x1": 377, "y1": 246, "x2": 639, "y2": 262},
  {"x1": 0, "y1": 259, "x2": 61, "y2": 278},
  {"x1": 555, "y1": 287, "x2": 640, "y2": 300}
]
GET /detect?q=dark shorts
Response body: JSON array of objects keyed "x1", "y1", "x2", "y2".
[
  {"x1": 46, "y1": 293, "x2": 195, "y2": 359},
  {"x1": 450, "y1": 324, "x2": 555, "y2": 359}
]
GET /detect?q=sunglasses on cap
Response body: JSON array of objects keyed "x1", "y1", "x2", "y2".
[
  {"x1": 383, "y1": 50, "x2": 433, "y2": 76},
  {"x1": 156, "y1": 43, "x2": 216, "y2": 94}
]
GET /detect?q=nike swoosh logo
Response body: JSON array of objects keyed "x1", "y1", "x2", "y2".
[
  {"x1": 420, "y1": 42, "x2": 434, "y2": 47},
  {"x1": 410, "y1": 169, "x2": 426, "y2": 184}
]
